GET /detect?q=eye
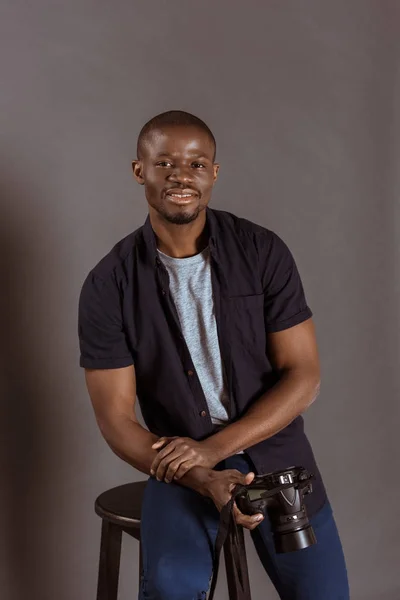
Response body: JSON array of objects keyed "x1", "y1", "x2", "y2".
[
  {"x1": 156, "y1": 161, "x2": 173, "y2": 167},
  {"x1": 192, "y1": 162, "x2": 206, "y2": 168}
]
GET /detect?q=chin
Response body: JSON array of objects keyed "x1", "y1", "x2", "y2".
[{"x1": 159, "y1": 205, "x2": 201, "y2": 225}]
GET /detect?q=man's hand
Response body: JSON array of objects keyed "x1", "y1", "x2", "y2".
[
  {"x1": 150, "y1": 436, "x2": 219, "y2": 482},
  {"x1": 204, "y1": 469, "x2": 264, "y2": 531}
]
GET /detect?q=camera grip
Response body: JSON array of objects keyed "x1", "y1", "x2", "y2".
[{"x1": 235, "y1": 489, "x2": 266, "y2": 516}]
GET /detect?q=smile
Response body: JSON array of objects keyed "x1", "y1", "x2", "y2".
[
  {"x1": 165, "y1": 191, "x2": 197, "y2": 204},
  {"x1": 168, "y1": 193, "x2": 193, "y2": 198}
]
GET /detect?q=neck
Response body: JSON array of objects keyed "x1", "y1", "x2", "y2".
[{"x1": 149, "y1": 208, "x2": 209, "y2": 258}]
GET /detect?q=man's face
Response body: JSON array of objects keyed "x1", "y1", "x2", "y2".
[{"x1": 132, "y1": 125, "x2": 219, "y2": 225}]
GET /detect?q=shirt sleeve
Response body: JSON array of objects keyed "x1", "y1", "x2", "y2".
[
  {"x1": 78, "y1": 270, "x2": 134, "y2": 369},
  {"x1": 259, "y1": 231, "x2": 313, "y2": 333}
]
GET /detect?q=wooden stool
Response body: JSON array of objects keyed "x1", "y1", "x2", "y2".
[{"x1": 95, "y1": 481, "x2": 251, "y2": 599}]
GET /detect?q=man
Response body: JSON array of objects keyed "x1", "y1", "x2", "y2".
[{"x1": 78, "y1": 110, "x2": 349, "y2": 599}]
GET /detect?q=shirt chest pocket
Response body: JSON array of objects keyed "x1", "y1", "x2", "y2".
[{"x1": 227, "y1": 293, "x2": 266, "y2": 349}]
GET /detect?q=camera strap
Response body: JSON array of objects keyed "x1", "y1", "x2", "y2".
[{"x1": 208, "y1": 484, "x2": 250, "y2": 600}]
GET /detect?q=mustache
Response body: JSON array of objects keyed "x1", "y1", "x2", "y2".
[{"x1": 163, "y1": 187, "x2": 200, "y2": 196}]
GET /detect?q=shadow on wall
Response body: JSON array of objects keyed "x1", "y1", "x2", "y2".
[{"x1": 0, "y1": 168, "x2": 70, "y2": 600}]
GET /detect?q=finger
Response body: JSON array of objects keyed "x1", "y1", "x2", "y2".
[
  {"x1": 155, "y1": 439, "x2": 188, "y2": 462},
  {"x1": 234, "y1": 503, "x2": 263, "y2": 523},
  {"x1": 225, "y1": 469, "x2": 255, "y2": 492},
  {"x1": 171, "y1": 459, "x2": 196, "y2": 481},
  {"x1": 154, "y1": 442, "x2": 194, "y2": 474},
  {"x1": 151, "y1": 436, "x2": 177, "y2": 449},
  {"x1": 155, "y1": 446, "x2": 191, "y2": 476},
  {"x1": 151, "y1": 439, "x2": 168, "y2": 449},
  {"x1": 154, "y1": 459, "x2": 169, "y2": 482},
  {"x1": 242, "y1": 471, "x2": 255, "y2": 485},
  {"x1": 150, "y1": 442, "x2": 179, "y2": 475},
  {"x1": 224, "y1": 469, "x2": 255, "y2": 482},
  {"x1": 155, "y1": 449, "x2": 190, "y2": 481},
  {"x1": 165, "y1": 458, "x2": 194, "y2": 482},
  {"x1": 233, "y1": 503, "x2": 263, "y2": 530}
]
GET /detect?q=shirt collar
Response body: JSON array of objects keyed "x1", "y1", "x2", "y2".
[{"x1": 142, "y1": 206, "x2": 218, "y2": 266}]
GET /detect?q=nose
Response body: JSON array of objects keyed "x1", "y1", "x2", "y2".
[{"x1": 167, "y1": 165, "x2": 193, "y2": 185}]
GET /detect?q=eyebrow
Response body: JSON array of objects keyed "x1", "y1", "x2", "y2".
[{"x1": 154, "y1": 152, "x2": 211, "y2": 160}]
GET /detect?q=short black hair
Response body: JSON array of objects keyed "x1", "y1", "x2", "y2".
[{"x1": 137, "y1": 110, "x2": 216, "y2": 161}]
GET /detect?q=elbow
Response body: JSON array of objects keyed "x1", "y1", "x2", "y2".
[
  {"x1": 308, "y1": 377, "x2": 321, "y2": 407},
  {"x1": 296, "y1": 370, "x2": 320, "y2": 413},
  {"x1": 99, "y1": 421, "x2": 128, "y2": 462},
  {"x1": 96, "y1": 414, "x2": 115, "y2": 443},
  {"x1": 96, "y1": 415, "x2": 124, "y2": 453}
]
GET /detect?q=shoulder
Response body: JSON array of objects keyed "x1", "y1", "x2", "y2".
[
  {"x1": 210, "y1": 207, "x2": 286, "y2": 255},
  {"x1": 85, "y1": 224, "x2": 143, "y2": 285},
  {"x1": 79, "y1": 225, "x2": 144, "y2": 311}
]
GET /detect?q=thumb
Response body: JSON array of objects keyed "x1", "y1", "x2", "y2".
[
  {"x1": 243, "y1": 471, "x2": 255, "y2": 486},
  {"x1": 152, "y1": 437, "x2": 168, "y2": 448},
  {"x1": 152, "y1": 435, "x2": 178, "y2": 448},
  {"x1": 229, "y1": 471, "x2": 254, "y2": 493}
]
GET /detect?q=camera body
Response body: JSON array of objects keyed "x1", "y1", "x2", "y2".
[{"x1": 235, "y1": 466, "x2": 316, "y2": 553}]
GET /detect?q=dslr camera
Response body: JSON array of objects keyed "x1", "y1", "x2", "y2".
[
  {"x1": 207, "y1": 465, "x2": 316, "y2": 600},
  {"x1": 235, "y1": 465, "x2": 316, "y2": 553}
]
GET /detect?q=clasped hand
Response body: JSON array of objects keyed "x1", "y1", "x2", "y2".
[
  {"x1": 150, "y1": 436, "x2": 218, "y2": 482},
  {"x1": 150, "y1": 436, "x2": 265, "y2": 530}
]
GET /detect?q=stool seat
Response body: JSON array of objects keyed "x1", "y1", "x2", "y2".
[
  {"x1": 95, "y1": 481, "x2": 146, "y2": 528},
  {"x1": 94, "y1": 480, "x2": 252, "y2": 600}
]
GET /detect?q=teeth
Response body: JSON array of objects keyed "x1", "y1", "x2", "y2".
[{"x1": 168, "y1": 193, "x2": 192, "y2": 198}]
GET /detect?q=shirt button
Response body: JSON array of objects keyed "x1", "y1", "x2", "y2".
[
  {"x1": 200, "y1": 410, "x2": 207, "y2": 417},
  {"x1": 161, "y1": 289, "x2": 166, "y2": 295},
  {"x1": 187, "y1": 370, "x2": 194, "y2": 376}
]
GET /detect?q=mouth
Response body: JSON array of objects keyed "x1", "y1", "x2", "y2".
[{"x1": 164, "y1": 188, "x2": 198, "y2": 205}]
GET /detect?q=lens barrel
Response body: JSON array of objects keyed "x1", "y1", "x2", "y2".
[{"x1": 274, "y1": 524, "x2": 317, "y2": 553}]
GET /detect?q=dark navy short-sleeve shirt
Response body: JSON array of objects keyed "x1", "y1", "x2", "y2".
[{"x1": 78, "y1": 207, "x2": 326, "y2": 516}]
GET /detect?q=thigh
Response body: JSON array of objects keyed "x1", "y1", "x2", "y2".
[
  {"x1": 139, "y1": 477, "x2": 220, "y2": 600},
  {"x1": 251, "y1": 500, "x2": 350, "y2": 600}
]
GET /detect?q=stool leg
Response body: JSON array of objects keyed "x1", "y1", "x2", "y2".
[
  {"x1": 123, "y1": 528, "x2": 143, "y2": 594},
  {"x1": 224, "y1": 527, "x2": 252, "y2": 600},
  {"x1": 97, "y1": 520, "x2": 122, "y2": 600}
]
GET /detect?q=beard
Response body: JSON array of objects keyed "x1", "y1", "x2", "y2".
[{"x1": 156, "y1": 202, "x2": 202, "y2": 225}]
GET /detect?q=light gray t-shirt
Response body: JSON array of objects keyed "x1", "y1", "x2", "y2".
[{"x1": 157, "y1": 246, "x2": 231, "y2": 427}]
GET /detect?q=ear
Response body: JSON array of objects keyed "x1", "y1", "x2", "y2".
[
  {"x1": 213, "y1": 163, "x2": 220, "y2": 183},
  {"x1": 132, "y1": 160, "x2": 145, "y2": 185}
]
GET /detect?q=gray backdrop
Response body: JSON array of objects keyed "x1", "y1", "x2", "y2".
[{"x1": 1, "y1": 1, "x2": 399, "y2": 599}]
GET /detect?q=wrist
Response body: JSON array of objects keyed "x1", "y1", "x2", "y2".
[
  {"x1": 202, "y1": 436, "x2": 226, "y2": 466},
  {"x1": 182, "y1": 466, "x2": 215, "y2": 497}
]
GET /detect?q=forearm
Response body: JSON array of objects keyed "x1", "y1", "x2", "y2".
[
  {"x1": 206, "y1": 368, "x2": 320, "y2": 461},
  {"x1": 102, "y1": 416, "x2": 212, "y2": 495}
]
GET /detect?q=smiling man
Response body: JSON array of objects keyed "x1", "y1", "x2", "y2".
[{"x1": 78, "y1": 110, "x2": 349, "y2": 599}]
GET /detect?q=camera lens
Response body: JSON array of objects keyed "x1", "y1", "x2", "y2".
[{"x1": 274, "y1": 525, "x2": 317, "y2": 553}]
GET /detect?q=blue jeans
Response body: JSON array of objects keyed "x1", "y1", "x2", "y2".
[{"x1": 139, "y1": 454, "x2": 349, "y2": 599}]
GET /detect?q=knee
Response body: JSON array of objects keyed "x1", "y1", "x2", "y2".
[{"x1": 141, "y1": 557, "x2": 210, "y2": 600}]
